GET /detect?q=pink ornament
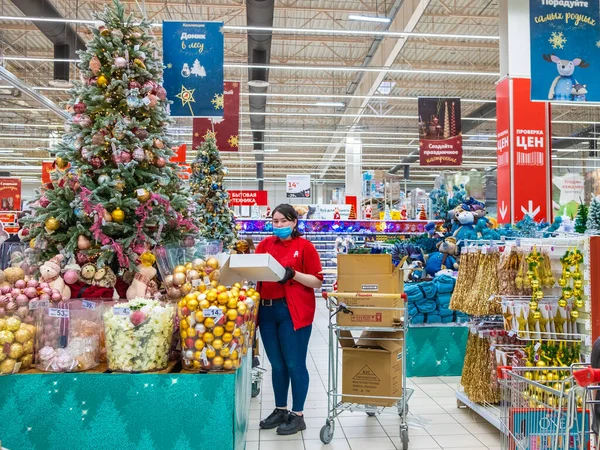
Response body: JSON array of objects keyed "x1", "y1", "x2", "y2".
[
  {"x1": 132, "y1": 148, "x2": 146, "y2": 162},
  {"x1": 39, "y1": 293, "x2": 51, "y2": 302},
  {"x1": 155, "y1": 157, "x2": 166, "y2": 168},
  {"x1": 27, "y1": 280, "x2": 38, "y2": 289},
  {"x1": 90, "y1": 157, "x2": 104, "y2": 169},
  {"x1": 81, "y1": 148, "x2": 92, "y2": 160},
  {"x1": 130, "y1": 310, "x2": 147, "y2": 327},
  {"x1": 24, "y1": 315, "x2": 34, "y2": 324},
  {"x1": 75, "y1": 253, "x2": 90, "y2": 265},
  {"x1": 120, "y1": 151, "x2": 132, "y2": 164},
  {"x1": 114, "y1": 57, "x2": 127, "y2": 68},
  {"x1": 0, "y1": 286, "x2": 10, "y2": 295},
  {"x1": 16, "y1": 294, "x2": 28, "y2": 307},
  {"x1": 89, "y1": 56, "x2": 101, "y2": 75},
  {"x1": 6, "y1": 301, "x2": 16, "y2": 312},
  {"x1": 39, "y1": 196, "x2": 50, "y2": 208},
  {"x1": 11, "y1": 289, "x2": 20, "y2": 298},
  {"x1": 24, "y1": 287, "x2": 37, "y2": 299},
  {"x1": 39, "y1": 282, "x2": 50, "y2": 290},
  {"x1": 63, "y1": 269, "x2": 79, "y2": 285},
  {"x1": 153, "y1": 138, "x2": 164, "y2": 149},
  {"x1": 146, "y1": 94, "x2": 158, "y2": 107},
  {"x1": 74, "y1": 102, "x2": 86, "y2": 114},
  {"x1": 14, "y1": 280, "x2": 26, "y2": 289},
  {"x1": 16, "y1": 306, "x2": 28, "y2": 319},
  {"x1": 129, "y1": 81, "x2": 142, "y2": 90},
  {"x1": 156, "y1": 86, "x2": 167, "y2": 101},
  {"x1": 0, "y1": 296, "x2": 7, "y2": 307},
  {"x1": 92, "y1": 131, "x2": 105, "y2": 146},
  {"x1": 80, "y1": 116, "x2": 92, "y2": 127},
  {"x1": 143, "y1": 80, "x2": 156, "y2": 93},
  {"x1": 51, "y1": 292, "x2": 62, "y2": 302},
  {"x1": 88, "y1": 77, "x2": 98, "y2": 86}
]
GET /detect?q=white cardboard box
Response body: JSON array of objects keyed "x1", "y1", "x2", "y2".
[{"x1": 219, "y1": 254, "x2": 286, "y2": 285}]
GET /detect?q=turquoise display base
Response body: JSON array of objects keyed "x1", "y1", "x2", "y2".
[
  {"x1": 406, "y1": 325, "x2": 468, "y2": 377},
  {"x1": 0, "y1": 355, "x2": 251, "y2": 450}
]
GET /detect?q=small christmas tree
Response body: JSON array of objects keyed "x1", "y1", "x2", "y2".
[
  {"x1": 190, "y1": 137, "x2": 238, "y2": 248},
  {"x1": 347, "y1": 204, "x2": 357, "y2": 220},
  {"x1": 574, "y1": 203, "x2": 588, "y2": 234},
  {"x1": 586, "y1": 197, "x2": 600, "y2": 233},
  {"x1": 418, "y1": 205, "x2": 428, "y2": 220}
]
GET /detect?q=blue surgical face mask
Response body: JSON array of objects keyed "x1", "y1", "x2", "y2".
[{"x1": 273, "y1": 226, "x2": 293, "y2": 239}]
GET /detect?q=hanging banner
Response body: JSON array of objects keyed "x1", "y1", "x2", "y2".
[
  {"x1": 162, "y1": 21, "x2": 224, "y2": 117},
  {"x1": 530, "y1": 0, "x2": 598, "y2": 102},
  {"x1": 0, "y1": 178, "x2": 21, "y2": 211},
  {"x1": 171, "y1": 144, "x2": 187, "y2": 163},
  {"x1": 553, "y1": 172, "x2": 584, "y2": 217},
  {"x1": 41, "y1": 161, "x2": 55, "y2": 184},
  {"x1": 418, "y1": 97, "x2": 462, "y2": 166},
  {"x1": 496, "y1": 78, "x2": 512, "y2": 224},
  {"x1": 228, "y1": 190, "x2": 268, "y2": 206},
  {"x1": 286, "y1": 175, "x2": 311, "y2": 198},
  {"x1": 192, "y1": 81, "x2": 240, "y2": 151}
]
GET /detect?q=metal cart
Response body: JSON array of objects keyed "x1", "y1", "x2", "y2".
[
  {"x1": 319, "y1": 292, "x2": 412, "y2": 449},
  {"x1": 572, "y1": 364, "x2": 600, "y2": 449}
]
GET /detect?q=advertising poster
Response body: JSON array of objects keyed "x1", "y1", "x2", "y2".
[
  {"x1": 553, "y1": 172, "x2": 584, "y2": 216},
  {"x1": 0, "y1": 178, "x2": 21, "y2": 211},
  {"x1": 192, "y1": 81, "x2": 240, "y2": 151},
  {"x1": 163, "y1": 21, "x2": 224, "y2": 117},
  {"x1": 530, "y1": 0, "x2": 599, "y2": 102},
  {"x1": 41, "y1": 161, "x2": 55, "y2": 184},
  {"x1": 171, "y1": 144, "x2": 187, "y2": 163},
  {"x1": 496, "y1": 78, "x2": 512, "y2": 224},
  {"x1": 286, "y1": 175, "x2": 311, "y2": 198},
  {"x1": 418, "y1": 97, "x2": 462, "y2": 166},
  {"x1": 228, "y1": 190, "x2": 268, "y2": 206}
]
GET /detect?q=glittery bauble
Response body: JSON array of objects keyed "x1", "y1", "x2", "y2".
[
  {"x1": 135, "y1": 128, "x2": 149, "y2": 140},
  {"x1": 45, "y1": 217, "x2": 60, "y2": 231},
  {"x1": 120, "y1": 151, "x2": 132, "y2": 163},
  {"x1": 97, "y1": 74, "x2": 108, "y2": 88},
  {"x1": 136, "y1": 188, "x2": 151, "y2": 202},
  {"x1": 571, "y1": 310, "x2": 580, "y2": 319},
  {"x1": 140, "y1": 251, "x2": 156, "y2": 267},
  {"x1": 133, "y1": 58, "x2": 146, "y2": 69},
  {"x1": 111, "y1": 208, "x2": 125, "y2": 223},
  {"x1": 55, "y1": 157, "x2": 69, "y2": 169},
  {"x1": 535, "y1": 290, "x2": 544, "y2": 300},
  {"x1": 173, "y1": 272, "x2": 186, "y2": 286},
  {"x1": 74, "y1": 102, "x2": 86, "y2": 114},
  {"x1": 206, "y1": 257, "x2": 219, "y2": 270},
  {"x1": 153, "y1": 138, "x2": 165, "y2": 149},
  {"x1": 156, "y1": 86, "x2": 167, "y2": 101},
  {"x1": 167, "y1": 287, "x2": 181, "y2": 298},
  {"x1": 558, "y1": 298, "x2": 567, "y2": 308},
  {"x1": 236, "y1": 240, "x2": 249, "y2": 252},
  {"x1": 154, "y1": 157, "x2": 166, "y2": 168},
  {"x1": 111, "y1": 29, "x2": 124, "y2": 40},
  {"x1": 77, "y1": 234, "x2": 92, "y2": 250},
  {"x1": 132, "y1": 147, "x2": 146, "y2": 161},
  {"x1": 114, "y1": 57, "x2": 127, "y2": 68},
  {"x1": 90, "y1": 157, "x2": 103, "y2": 169},
  {"x1": 146, "y1": 94, "x2": 158, "y2": 107},
  {"x1": 143, "y1": 80, "x2": 156, "y2": 92},
  {"x1": 98, "y1": 174, "x2": 111, "y2": 184},
  {"x1": 575, "y1": 298, "x2": 584, "y2": 309},
  {"x1": 129, "y1": 80, "x2": 141, "y2": 90},
  {"x1": 574, "y1": 280, "x2": 583, "y2": 289},
  {"x1": 89, "y1": 56, "x2": 101, "y2": 75},
  {"x1": 558, "y1": 278, "x2": 567, "y2": 287},
  {"x1": 114, "y1": 180, "x2": 125, "y2": 191},
  {"x1": 92, "y1": 131, "x2": 105, "y2": 146},
  {"x1": 81, "y1": 147, "x2": 92, "y2": 160}
]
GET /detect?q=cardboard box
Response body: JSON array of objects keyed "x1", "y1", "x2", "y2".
[
  {"x1": 336, "y1": 254, "x2": 403, "y2": 327},
  {"x1": 342, "y1": 331, "x2": 404, "y2": 407},
  {"x1": 219, "y1": 254, "x2": 285, "y2": 285}
]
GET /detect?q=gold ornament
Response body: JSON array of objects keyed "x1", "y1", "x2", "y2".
[
  {"x1": 55, "y1": 157, "x2": 68, "y2": 169},
  {"x1": 29, "y1": 238, "x2": 36, "y2": 249},
  {"x1": 529, "y1": 301, "x2": 539, "y2": 311},
  {"x1": 45, "y1": 217, "x2": 60, "y2": 231},
  {"x1": 558, "y1": 298, "x2": 567, "y2": 308},
  {"x1": 532, "y1": 310, "x2": 541, "y2": 320},
  {"x1": 133, "y1": 58, "x2": 146, "y2": 69},
  {"x1": 97, "y1": 74, "x2": 108, "y2": 87},
  {"x1": 206, "y1": 257, "x2": 219, "y2": 270},
  {"x1": 574, "y1": 280, "x2": 583, "y2": 289},
  {"x1": 535, "y1": 290, "x2": 544, "y2": 300},
  {"x1": 111, "y1": 208, "x2": 125, "y2": 222},
  {"x1": 575, "y1": 298, "x2": 585, "y2": 309},
  {"x1": 571, "y1": 310, "x2": 580, "y2": 320},
  {"x1": 140, "y1": 251, "x2": 156, "y2": 267},
  {"x1": 136, "y1": 188, "x2": 151, "y2": 202}
]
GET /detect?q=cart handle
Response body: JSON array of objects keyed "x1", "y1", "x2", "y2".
[
  {"x1": 573, "y1": 367, "x2": 600, "y2": 387},
  {"x1": 326, "y1": 292, "x2": 405, "y2": 299},
  {"x1": 496, "y1": 365, "x2": 512, "y2": 380}
]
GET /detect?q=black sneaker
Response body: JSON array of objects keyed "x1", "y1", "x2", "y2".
[
  {"x1": 259, "y1": 408, "x2": 289, "y2": 429},
  {"x1": 276, "y1": 412, "x2": 306, "y2": 435}
]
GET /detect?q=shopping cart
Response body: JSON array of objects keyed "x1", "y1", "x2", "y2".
[
  {"x1": 319, "y1": 291, "x2": 412, "y2": 449},
  {"x1": 572, "y1": 364, "x2": 600, "y2": 449},
  {"x1": 497, "y1": 365, "x2": 589, "y2": 450}
]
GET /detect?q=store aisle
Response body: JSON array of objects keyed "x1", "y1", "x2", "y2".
[{"x1": 250, "y1": 301, "x2": 502, "y2": 450}]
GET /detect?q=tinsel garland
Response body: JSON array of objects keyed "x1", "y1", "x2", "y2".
[
  {"x1": 461, "y1": 333, "x2": 501, "y2": 404},
  {"x1": 464, "y1": 250, "x2": 501, "y2": 316},
  {"x1": 449, "y1": 249, "x2": 481, "y2": 312},
  {"x1": 497, "y1": 246, "x2": 521, "y2": 296}
]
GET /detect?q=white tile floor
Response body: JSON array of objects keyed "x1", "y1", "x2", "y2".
[{"x1": 248, "y1": 301, "x2": 502, "y2": 450}]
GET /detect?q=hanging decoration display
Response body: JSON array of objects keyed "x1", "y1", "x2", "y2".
[
  {"x1": 162, "y1": 21, "x2": 224, "y2": 117},
  {"x1": 417, "y1": 97, "x2": 462, "y2": 166}
]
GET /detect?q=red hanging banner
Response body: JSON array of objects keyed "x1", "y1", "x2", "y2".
[
  {"x1": 228, "y1": 190, "x2": 268, "y2": 206},
  {"x1": 192, "y1": 81, "x2": 240, "y2": 151},
  {"x1": 41, "y1": 161, "x2": 55, "y2": 184},
  {"x1": 418, "y1": 97, "x2": 462, "y2": 166},
  {"x1": 171, "y1": 144, "x2": 187, "y2": 163},
  {"x1": 496, "y1": 79, "x2": 511, "y2": 224},
  {"x1": 0, "y1": 178, "x2": 21, "y2": 211}
]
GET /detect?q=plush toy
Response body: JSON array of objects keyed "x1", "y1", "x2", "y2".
[
  {"x1": 93, "y1": 266, "x2": 119, "y2": 300},
  {"x1": 408, "y1": 260, "x2": 425, "y2": 281},
  {"x1": 453, "y1": 210, "x2": 478, "y2": 241},
  {"x1": 40, "y1": 254, "x2": 71, "y2": 300},
  {"x1": 425, "y1": 237, "x2": 459, "y2": 276},
  {"x1": 3, "y1": 266, "x2": 24, "y2": 285},
  {"x1": 79, "y1": 263, "x2": 96, "y2": 285},
  {"x1": 126, "y1": 263, "x2": 157, "y2": 299}
]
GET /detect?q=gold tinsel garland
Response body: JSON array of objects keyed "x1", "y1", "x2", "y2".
[
  {"x1": 464, "y1": 250, "x2": 501, "y2": 316},
  {"x1": 449, "y1": 249, "x2": 481, "y2": 312},
  {"x1": 497, "y1": 246, "x2": 521, "y2": 296},
  {"x1": 461, "y1": 333, "x2": 501, "y2": 404}
]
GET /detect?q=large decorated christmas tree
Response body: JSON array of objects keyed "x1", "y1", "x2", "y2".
[
  {"x1": 190, "y1": 137, "x2": 238, "y2": 248},
  {"x1": 21, "y1": 0, "x2": 197, "y2": 269}
]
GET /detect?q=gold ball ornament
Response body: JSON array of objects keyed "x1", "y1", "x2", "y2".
[
  {"x1": 558, "y1": 278, "x2": 567, "y2": 287},
  {"x1": 564, "y1": 288, "x2": 573, "y2": 299},
  {"x1": 202, "y1": 332, "x2": 215, "y2": 343},
  {"x1": 535, "y1": 290, "x2": 544, "y2": 300},
  {"x1": 575, "y1": 298, "x2": 585, "y2": 309},
  {"x1": 212, "y1": 339, "x2": 223, "y2": 351},
  {"x1": 192, "y1": 258, "x2": 206, "y2": 270},
  {"x1": 558, "y1": 298, "x2": 567, "y2": 308},
  {"x1": 140, "y1": 251, "x2": 156, "y2": 267},
  {"x1": 100, "y1": 27, "x2": 111, "y2": 37},
  {"x1": 172, "y1": 272, "x2": 186, "y2": 287},
  {"x1": 97, "y1": 74, "x2": 109, "y2": 87},
  {"x1": 45, "y1": 217, "x2": 60, "y2": 231},
  {"x1": 111, "y1": 208, "x2": 125, "y2": 222},
  {"x1": 527, "y1": 270, "x2": 534, "y2": 279},
  {"x1": 571, "y1": 310, "x2": 580, "y2": 319},
  {"x1": 173, "y1": 265, "x2": 186, "y2": 274},
  {"x1": 574, "y1": 280, "x2": 583, "y2": 289},
  {"x1": 532, "y1": 310, "x2": 541, "y2": 320},
  {"x1": 529, "y1": 301, "x2": 539, "y2": 311},
  {"x1": 29, "y1": 238, "x2": 36, "y2": 249},
  {"x1": 55, "y1": 156, "x2": 69, "y2": 169},
  {"x1": 223, "y1": 359, "x2": 234, "y2": 370},
  {"x1": 137, "y1": 188, "x2": 151, "y2": 202},
  {"x1": 206, "y1": 257, "x2": 219, "y2": 270},
  {"x1": 212, "y1": 356, "x2": 224, "y2": 368}
]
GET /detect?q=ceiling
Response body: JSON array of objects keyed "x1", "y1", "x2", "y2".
[{"x1": 0, "y1": 0, "x2": 598, "y2": 195}]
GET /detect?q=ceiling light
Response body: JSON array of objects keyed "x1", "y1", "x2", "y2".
[
  {"x1": 47, "y1": 80, "x2": 73, "y2": 89},
  {"x1": 348, "y1": 15, "x2": 391, "y2": 23},
  {"x1": 2, "y1": 56, "x2": 78, "y2": 63},
  {"x1": 247, "y1": 80, "x2": 270, "y2": 88},
  {"x1": 315, "y1": 102, "x2": 345, "y2": 107},
  {"x1": 264, "y1": 148, "x2": 279, "y2": 152},
  {"x1": 0, "y1": 15, "x2": 96, "y2": 25}
]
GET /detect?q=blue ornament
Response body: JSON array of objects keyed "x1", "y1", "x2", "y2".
[
  {"x1": 74, "y1": 208, "x2": 84, "y2": 218},
  {"x1": 212, "y1": 183, "x2": 219, "y2": 189}
]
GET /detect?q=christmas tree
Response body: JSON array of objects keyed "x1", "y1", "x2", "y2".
[
  {"x1": 190, "y1": 137, "x2": 238, "y2": 248},
  {"x1": 586, "y1": 197, "x2": 600, "y2": 233},
  {"x1": 574, "y1": 203, "x2": 588, "y2": 234},
  {"x1": 20, "y1": 0, "x2": 197, "y2": 269}
]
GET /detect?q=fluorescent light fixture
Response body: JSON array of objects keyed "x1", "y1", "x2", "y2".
[
  {"x1": 240, "y1": 92, "x2": 496, "y2": 103},
  {"x1": 2, "y1": 56, "x2": 78, "y2": 63},
  {"x1": 264, "y1": 148, "x2": 279, "y2": 152},
  {"x1": 0, "y1": 15, "x2": 96, "y2": 25},
  {"x1": 315, "y1": 102, "x2": 345, "y2": 107},
  {"x1": 348, "y1": 14, "x2": 391, "y2": 23}
]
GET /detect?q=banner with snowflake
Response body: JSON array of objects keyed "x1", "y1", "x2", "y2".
[
  {"x1": 162, "y1": 21, "x2": 224, "y2": 117},
  {"x1": 192, "y1": 81, "x2": 240, "y2": 151},
  {"x1": 530, "y1": 1, "x2": 599, "y2": 102}
]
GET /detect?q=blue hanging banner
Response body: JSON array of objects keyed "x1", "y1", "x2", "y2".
[
  {"x1": 529, "y1": 1, "x2": 599, "y2": 103},
  {"x1": 163, "y1": 21, "x2": 224, "y2": 117}
]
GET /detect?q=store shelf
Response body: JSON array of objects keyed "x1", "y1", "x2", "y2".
[{"x1": 455, "y1": 390, "x2": 503, "y2": 432}]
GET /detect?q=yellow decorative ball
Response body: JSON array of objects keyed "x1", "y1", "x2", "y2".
[
  {"x1": 558, "y1": 298, "x2": 567, "y2": 308},
  {"x1": 212, "y1": 356, "x2": 224, "y2": 368},
  {"x1": 575, "y1": 298, "x2": 584, "y2": 309},
  {"x1": 558, "y1": 278, "x2": 567, "y2": 287},
  {"x1": 29, "y1": 238, "x2": 36, "y2": 249},
  {"x1": 529, "y1": 301, "x2": 539, "y2": 311},
  {"x1": 202, "y1": 332, "x2": 214, "y2": 343},
  {"x1": 194, "y1": 339, "x2": 205, "y2": 350},
  {"x1": 532, "y1": 311, "x2": 541, "y2": 320},
  {"x1": 97, "y1": 74, "x2": 108, "y2": 87},
  {"x1": 574, "y1": 280, "x2": 583, "y2": 289},
  {"x1": 232, "y1": 328, "x2": 241, "y2": 339},
  {"x1": 217, "y1": 292, "x2": 229, "y2": 305},
  {"x1": 225, "y1": 321, "x2": 235, "y2": 332},
  {"x1": 199, "y1": 299, "x2": 210, "y2": 310},
  {"x1": 535, "y1": 290, "x2": 544, "y2": 300},
  {"x1": 140, "y1": 251, "x2": 155, "y2": 267},
  {"x1": 223, "y1": 359, "x2": 234, "y2": 370},
  {"x1": 137, "y1": 188, "x2": 151, "y2": 202},
  {"x1": 220, "y1": 347, "x2": 230, "y2": 358},
  {"x1": 173, "y1": 265, "x2": 186, "y2": 274},
  {"x1": 212, "y1": 339, "x2": 223, "y2": 350},
  {"x1": 55, "y1": 156, "x2": 69, "y2": 169},
  {"x1": 111, "y1": 208, "x2": 125, "y2": 222},
  {"x1": 571, "y1": 310, "x2": 580, "y2": 319},
  {"x1": 45, "y1": 217, "x2": 60, "y2": 231},
  {"x1": 206, "y1": 257, "x2": 219, "y2": 270},
  {"x1": 213, "y1": 326, "x2": 224, "y2": 337},
  {"x1": 205, "y1": 348, "x2": 216, "y2": 359},
  {"x1": 222, "y1": 332, "x2": 233, "y2": 344}
]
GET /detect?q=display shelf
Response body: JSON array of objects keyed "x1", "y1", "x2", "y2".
[
  {"x1": 455, "y1": 390, "x2": 503, "y2": 432},
  {"x1": 237, "y1": 218, "x2": 439, "y2": 234}
]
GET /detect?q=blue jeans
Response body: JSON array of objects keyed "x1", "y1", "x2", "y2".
[{"x1": 259, "y1": 301, "x2": 312, "y2": 412}]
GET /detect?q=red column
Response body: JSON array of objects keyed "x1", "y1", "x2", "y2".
[{"x1": 496, "y1": 77, "x2": 553, "y2": 224}]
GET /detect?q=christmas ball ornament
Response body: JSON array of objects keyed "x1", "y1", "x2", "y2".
[
  {"x1": 88, "y1": 77, "x2": 98, "y2": 86},
  {"x1": 111, "y1": 29, "x2": 124, "y2": 40},
  {"x1": 172, "y1": 272, "x2": 186, "y2": 286},
  {"x1": 532, "y1": 310, "x2": 541, "y2": 320},
  {"x1": 132, "y1": 147, "x2": 146, "y2": 161},
  {"x1": 114, "y1": 57, "x2": 127, "y2": 68},
  {"x1": 206, "y1": 257, "x2": 219, "y2": 270},
  {"x1": 90, "y1": 157, "x2": 103, "y2": 169},
  {"x1": 114, "y1": 179, "x2": 125, "y2": 191},
  {"x1": 571, "y1": 310, "x2": 580, "y2": 319},
  {"x1": 89, "y1": 56, "x2": 101, "y2": 75},
  {"x1": 63, "y1": 269, "x2": 79, "y2": 285},
  {"x1": 146, "y1": 94, "x2": 158, "y2": 107},
  {"x1": 558, "y1": 278, "x2": 567, "y2": 287},
  {"x1": 140, "y1": 251, "x2": 156, "y2": 267},
  {"x1": 39, "y1": 196, "x2": 50, "y2": 208},
  {"x1": 136, "y1": 188, "x2": 151, "y2": 202},
  {"x1": 111, "y1": 208, "x2": 125, "y2": 223},
  {"x1": 74, "y1": 102, "x2": 86, "y2": 114},
  {"x1": 92, "y1": 131, "x2": 105, "y2": 145},
  {"x1": 120, "y1": 151, "x2": 132, "y2": 164},
  {"x1": 129, "y1": 80, "x2": 141, "y2": 90},
  {"x1": 55, "y1": 157, "x2": 69, "y2": 169},
  {"x1": 154, "y1": 157, "x2": 166, "y2": 168},
  {"x1": 135, "y1": 128, "x2": 149, "y2": 140},
  {"x1": 143, "y1": 80, "x2": 157, "y2": 93},
  {"x1": 80, "y1": 115, "x2": 92, "y2": 127},
  {"x1": 98, "y1": 174, "x2": 111, "y2": 185},
  {"x1": 575, "y1": 298, "x2": 585, "y2": 309},
  {"x1": 97, "y1": 75, "x2": 108, "y2": 88},
  {"x1": 153, "y1": 138, "x2": 164, "y2": 149},
  {"x1": 99, "y1": 26, "x2": 110, "y2": 37},
  {"x1": 77, "y1": 235, "x2": 92, "y2": 250},
  {"x1": 45, "y1": 217, "x2": 60, "y2": 231},
  {"x1": 81, "y1": 147, "x2": 93, "y2": 160},
  {"x1": 156, "y1": 86, "x2": 167, "y2": 101},
  {"x1": 558, "y1": 298, "x2": 567, "y2": 308}
]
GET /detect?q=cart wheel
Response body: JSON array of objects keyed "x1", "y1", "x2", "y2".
[
  {"x1": 397, "y1": 404, "x2": 409, "y2": 416},
  {"x1": 320, "y1": 421, "x2": 335, "y2": 444},
  {"x1": 401, "y1": 428, "x2": 409, "y2": 450},
  {"x1": 251, "y1": 382, "x2": 260, "y2": 398},
  {"x1": 366, "y1": 412, "x2": 376, "y2": 417}
]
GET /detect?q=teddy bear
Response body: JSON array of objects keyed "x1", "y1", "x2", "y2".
[
  {"x1": 126, "y1": 263, "x2": 157, "y2": 299},
  {"x1": 79, "y1": 263, "x2": 97, "y2": 285},
  {"x1": 425, "y1": 237, "x2": 459, "y2": 276},
  {"x1": 40, "y1": 254, "x2": 71, "y2": 300},
  {"x1": 453, "y1": 210, "x2": 478, "y2": 241}
]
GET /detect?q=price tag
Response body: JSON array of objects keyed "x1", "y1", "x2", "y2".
[
  {"x1": 204, "y1": 276, "x2": 211, "y2": 285},
  {"x1": 113, "y1": 306, "x2": 131, "y2": 316},
  {"x1": 200, "y1": 347, "x2": 208, "y2": 365},
  {"x1": 585, "y1": 320, "x2": 591, "y2": 331},
  {"x1": 29, "y1": 300, "x2": 50, "y2": 310},
  {"x1": 490, "y1": 345, "x2": 496, "y2": 352},
  {"x1": 230, "y1": 342, "x2": 237, "y2": 353},
  {"x1": 534, "y1": 342, "x2": 541, "y2": 352},
  {"x1": 136, "y1": 188, "x2": 145, "y2": 196},
  {"x1": 585, "y1": 285, "x2": 591, "y2": 296},
  {"x1": 192, "y1": 279, "x2": 202, "y2": 287},
  {"x1": 82, "y1": 300, "x2": 96, "y2": 310},
  {"x1": 508, "y1": 330, "x2": 516, "y2": 337},
  {"x1": 49, "y1": 308, "x2": 69, "y2": 318},
  {"x1": 203, "y1": 308, "x2": 221, "y2": 319}
]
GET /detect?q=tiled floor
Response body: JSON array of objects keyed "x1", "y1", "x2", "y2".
[{"x1": 248, "y1": 301, "x2": 502, "y2": 450}]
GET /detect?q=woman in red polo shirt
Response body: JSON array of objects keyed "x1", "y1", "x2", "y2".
[{"x1": 256, "y1": 203, "x2": 323, "y2": 435}]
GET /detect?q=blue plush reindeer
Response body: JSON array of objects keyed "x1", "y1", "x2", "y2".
[{"x1": 543, "y1": 54, "x2": 589, "y2": 101}]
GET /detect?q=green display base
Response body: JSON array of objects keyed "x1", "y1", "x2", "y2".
[
  {"x1": 406, "y1": 325, "x2": 468, "y2": 377},
  {"x1": 0, "y1": 355, "x2": 252, "y2": 450}
]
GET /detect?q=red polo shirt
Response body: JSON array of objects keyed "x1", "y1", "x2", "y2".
[{"x1": 256, "y1": 236, "x2": 323, "y2": 329}]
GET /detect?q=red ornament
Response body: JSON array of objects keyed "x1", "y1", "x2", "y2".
[
  {"x1": 156, "y1": 86, "x2": 167, "y2": 101},
  {"x1": 128, "y1": 81, "x2": 141, "y2": 90},
  {"x1": 90, "y1": 157, "x2": 104, "y2": 168},
  {"x1": 154, "y1": 157, "x2": 166, "y2": 168},
  {"x1": 39, "y1": 196, "x2": 50, "y2": 208},
  {"x1": 143, "y1": 80, "x2": 157, "y2": 93},
  {"x1": 74, "y1": 102, "x2": 86, "y2": 114}
]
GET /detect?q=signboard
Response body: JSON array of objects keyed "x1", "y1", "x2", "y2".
[
  {"x1": 171, "y1": 144, "x2": 187, "y2": 163},
  {"x1": 496, "y1": 78, "x2": 512, "y2": 224},
  {"x1": 530, "y1": 0, "x2": 599, "y2": 102},
  {"x1": 286, "y1": 175, "x2": 311, "y2": 198},
  {"x1": 162, "y1": 21, "x2": 224, "y2": 117},
  {"x1": 41, "y1": 162, "x2": 55, "y2": 184},
  {"x1": 0, "y1": 178, "x2": 21, "y2": 211},
  {"x1": 418, "y1": 97, "x2": 462, "y2": 166},
  {"x1": 293, "y1": 204, "x2": 352, "y2": 220},
  {"x1": 553, "y1": 173, "x2": 584, "y2": 217},
  {"x1": 228, "y1": 190, "x2": 268, "y2": 206},
  {"x1": 193, "y1": 81, "x2": 240, "y2": 151}
]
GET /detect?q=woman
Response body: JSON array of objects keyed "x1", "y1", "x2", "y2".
[{"x1": 256, "y1": 203, "x2": 323, "y2": 435}]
